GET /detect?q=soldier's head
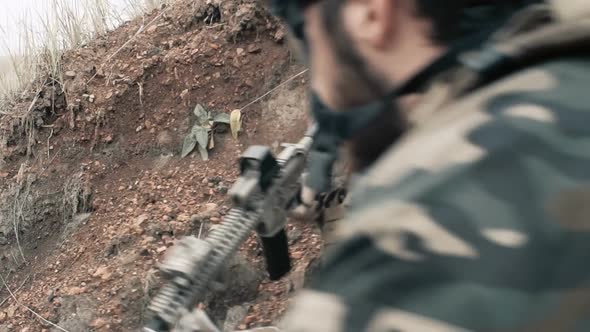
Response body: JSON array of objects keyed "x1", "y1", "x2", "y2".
[
  {"x1": 274, "y1": 0, "x2": 536, "y2": 109},
  {"x1": 271, "y1": 0, "x2": 537, "y2": 170}
]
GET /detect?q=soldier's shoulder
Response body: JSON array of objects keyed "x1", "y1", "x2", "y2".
[
  {"x1": 334, "y1": 56, "x2": 590, "y2": 251},
  {"x1": 360, "y1": 57, "x2": 590, "y2": 196}
]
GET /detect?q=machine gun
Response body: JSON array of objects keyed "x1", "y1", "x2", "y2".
[{"x1": 143, "y1": 126, "x2": 319, "y2": 332}]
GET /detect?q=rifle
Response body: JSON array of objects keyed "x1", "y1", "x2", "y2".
[{"x1": 143, "y1": 125, "x2": 320, "y2": 332}]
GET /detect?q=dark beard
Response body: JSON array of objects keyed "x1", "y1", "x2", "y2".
[{"x1": 346, "y1": 103, "x2": 406, "y2": 172}]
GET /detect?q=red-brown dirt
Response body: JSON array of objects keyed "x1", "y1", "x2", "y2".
[{"x1": 0, "y1": 1, "x2": 321, "y2": 331}]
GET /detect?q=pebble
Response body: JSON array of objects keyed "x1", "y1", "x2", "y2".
[{"x1": 204, "y1": 203, "x2": 218, "y2": 212}]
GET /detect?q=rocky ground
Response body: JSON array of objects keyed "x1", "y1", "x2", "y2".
[{"x1": 0, "y1": 1, "x2": 322, "y2": 331}]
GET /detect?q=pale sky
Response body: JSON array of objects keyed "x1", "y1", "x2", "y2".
[{"x1": 0, "y1": 0, "x2": 136, "y2": 55}]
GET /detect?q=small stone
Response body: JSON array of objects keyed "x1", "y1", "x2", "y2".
[
  {"x1": 156, "y1": 130, "x2": 174, "y2": 149},
  {"x1": 247, "y1": 45, "x2": 261, "y2": 54},
  {"x1": 204, "y1": 203, "x2": 218, "y2": 212},
  {"x1": 147, "y1": 25, "x2": 158, "y2": 33},
  {"x1": 0, "y1": 312, "x2": 6, "y2": 322},
  {"x1": 291, "y1": 251, "x2": 303, "y2": 259},
  {"x1": 91, "y1": 318, "x2": 108, "y2": 329},
  {"x1": 156, "y1": 246, "x2": 167, "y2": 253},
  {"x1": 136, "y1": 125, "x2": 143, "y2": 132},
  {"x1": 64, "y1": 286, "x2": 87, "y2": 295},
  {"x1": 288, "y1": 228, "x2": 303, "y2": 245},
  {"x1": 177, "y1": 213, "x2": 190, "y2": 222},
  {"x1": 65, "y1": 71, "x2": 77, "y2": 78},
  {"x1": 6, "y1": 305, "x2": 16, "y2": 318},
  {"x1": 135, "y1": 214, "x2": 149, "y2": 226},
  {"x1": 106, "y1": 91, "x2": 113, "y2": 99},
  {"x1": 93, "y1": 266, "x2": 112, "y2": 280},
  {"x1": 88, "y1": 95, "x2": 95, "y2": 103},
  {"x1": 236, "y1": 48, "x2": 244, "y2": 56},
  {"x1": 274, "y1": 28, "x2": 286, "y2": 43},
  {"x1": 244, "y1": 315, "x2": 255, "y2": 325}
]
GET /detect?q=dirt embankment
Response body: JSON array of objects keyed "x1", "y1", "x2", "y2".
[{"x1": 0, "y1": 1, "x2": 320, "y2": 331}]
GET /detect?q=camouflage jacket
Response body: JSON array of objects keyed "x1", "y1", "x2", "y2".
[{"x1": 282, "y1": 2, "x2": 590, "y2": 332}]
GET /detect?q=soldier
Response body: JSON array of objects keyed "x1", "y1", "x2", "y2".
[{"x1": 268, "y1": 0, "x2": 590, "y2": 331}]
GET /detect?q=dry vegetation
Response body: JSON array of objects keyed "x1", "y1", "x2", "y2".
[{"x1": 0, "y1": 0, "x2": 170, "y2": 117}]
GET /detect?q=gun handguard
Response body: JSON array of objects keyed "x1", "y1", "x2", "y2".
[{"x1": 143, "y1": 127, "x2": 318, "y2": 332}]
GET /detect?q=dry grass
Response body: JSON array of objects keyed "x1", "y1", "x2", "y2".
[{"x1": 0, "y1": 0, "x2": 172, "y2": 145}]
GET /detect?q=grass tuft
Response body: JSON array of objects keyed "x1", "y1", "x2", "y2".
[{"x1": 0, "y1": 0, "x2": 171, "y2": 152}]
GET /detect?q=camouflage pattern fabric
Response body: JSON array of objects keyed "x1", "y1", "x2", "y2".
[{"x1": 282, "y1": 3, "x2": 590, "y2": 332}]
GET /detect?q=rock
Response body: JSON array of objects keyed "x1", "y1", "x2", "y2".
[
  {"x1": 93, "y1": 266, "x2": 112, "y2": 280},
  {"x1": 20, "y1": 327, "x2": 30, "y2": 332},
  {"x1": 73, "y1": 213, "x2": 92, "y2": 225},
  {"x1": 0, "y1": 312, "x2": 5, "y2": 322},
  {"x1": 180, "y1": 89, "x2": 189, "y2": 103},
  {"x1": 156, "y1": 130, "x2": 175, "y2": 152},
  {"x1": 208, "y1": 176, "x2": 223, "y2": 184},
  {"x1": 273, "y1": 28, "x2": 286, "y2": 43},
  {"x1": 217, "y1": 185, "x2": 229, "y2": 194},
  {"x1": 64, "y1": 286, "x2": 87, "y2": 295},
  {"x1": 236, "y1": 48, "x2": 244, "y2": 56},
  {"x1": 65, "y1": 71, "x2": 77, "y2": 78},
  {"x1": 54, "y1": 295, "x2": 96, "y2": 331},
  {"x1": 204, "y1": 203, "x2": 218, "y2": 213},
  {"x1": 90, "y1": 318, "x2": 108, "y2": 329},
  {"x1": 291, "y1": 251, "x2": 303, "y2": 259},
  {"x1": 288, "y1": 228, "x2": 303, "y2": 245},
  {"x1": 247, "y1": 45, "x2": 261, "y2": 54},
  {"x1": 177, "y1": 213, "x2": 190, "y2": 222},
  {"x1": 135, "y1": 214, "x2": 149, "y2": 226},
  {"x1": 223, "y1": 305, "x2": 248, "y2": 332},
  {"x1": 6, "y1": 306, "x2": 16, "y2": 318}
]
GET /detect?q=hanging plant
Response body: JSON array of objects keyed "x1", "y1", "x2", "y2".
[{"x1": 181, "y1": 104, "x2": 233, "y2": 160}]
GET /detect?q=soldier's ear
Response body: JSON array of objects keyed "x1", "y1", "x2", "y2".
[{"x1": 341, "y1": 0, "x2": 397, "y2": 50}]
